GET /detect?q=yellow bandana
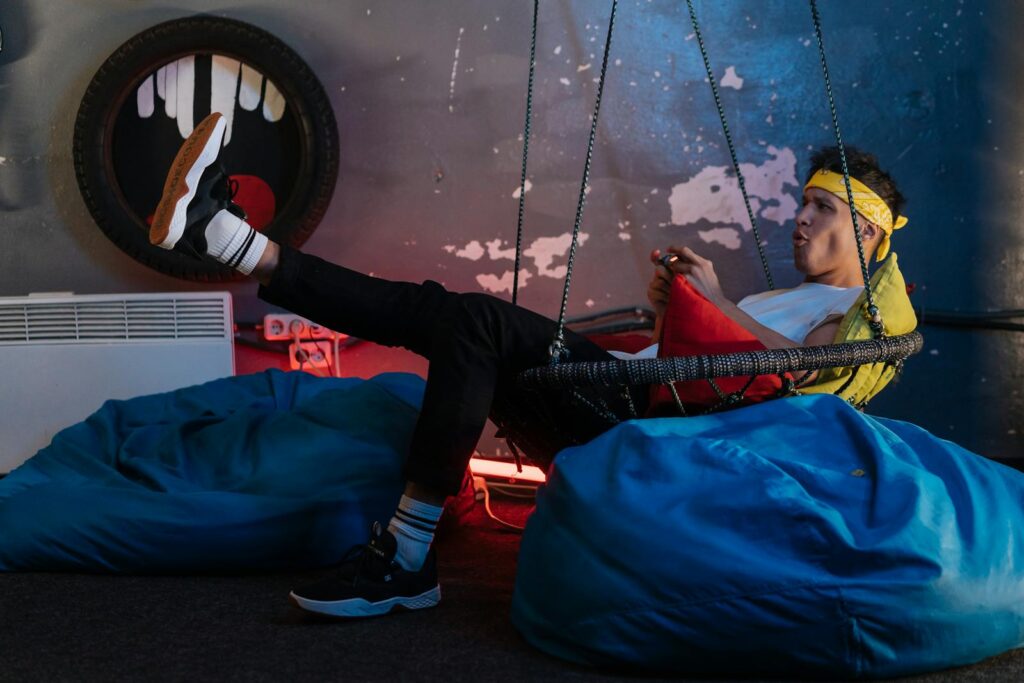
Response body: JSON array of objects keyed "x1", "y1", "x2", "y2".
[{"x1": 804, "y1": 168, "x2": 908, "y2": 261}]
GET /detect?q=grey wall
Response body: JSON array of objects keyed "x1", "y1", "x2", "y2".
[{"x1": 0, "y1": 0, "x2": 1020, "y2": 458}]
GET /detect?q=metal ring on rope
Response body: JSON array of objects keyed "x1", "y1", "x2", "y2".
[{"x1": 518, "y1": 331, "x2": 923, "y2": 390}]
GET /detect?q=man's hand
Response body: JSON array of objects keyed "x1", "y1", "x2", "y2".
[
  {"x1": 646, "y1": 248, "x2": 675, "y2": 317},
  {"x1": 659, "y1": 245, "x2": 727, "y2": 305}
]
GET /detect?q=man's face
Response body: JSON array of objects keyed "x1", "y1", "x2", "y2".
[{"x1": 792, "y1": 187, "x2": 872, "y2": 276}]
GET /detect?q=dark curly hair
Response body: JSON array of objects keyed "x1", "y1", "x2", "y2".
[{"x1": 806, "y1": 146, "x2": 905, "y2": 222}]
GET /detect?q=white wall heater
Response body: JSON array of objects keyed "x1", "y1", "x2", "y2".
[{"x1": 0, "y1": 292, "x2": 235, "y2": 473}]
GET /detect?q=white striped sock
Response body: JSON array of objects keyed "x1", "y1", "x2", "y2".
[
  {"x1": 204, "y1": 209, "x2": 268, "y2": 275},
  {"x1": 387, "y1": 495, "x2": 444, "y2": 571}
]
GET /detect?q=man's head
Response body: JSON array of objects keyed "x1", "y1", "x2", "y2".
[{"x1": 792, "y1": 146, "x2": 905, "y2": 279}]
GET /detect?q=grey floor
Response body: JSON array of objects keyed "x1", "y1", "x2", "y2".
[{"x1": 1, "y1": 495, "x2": 1023, "y2": 682}]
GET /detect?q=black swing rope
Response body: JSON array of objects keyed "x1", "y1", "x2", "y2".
[
  {"x1": 548, "y1": 0, "x2": 619, "y2": 363},
  {"x1": 809, "y1": 0, "x2": 884, "y2": 339},
  {"x1": 685, "y1": 0, "x2": 773, "y2": 291},
  {"x1": 511, "y1": 0, "x2": 539, "y2": 307}
]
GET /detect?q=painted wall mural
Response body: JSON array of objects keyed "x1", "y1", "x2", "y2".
[
  {"x1": 135, "y1": 56, "x2": 287, "y2": 144},
  {"x1": 0, "y1": 0, "x2": 1019, "y2": 459}
]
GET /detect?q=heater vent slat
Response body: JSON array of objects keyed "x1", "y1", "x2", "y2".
[{"x1": 0, "y1": 296, "x2": 230, "y2": 343}]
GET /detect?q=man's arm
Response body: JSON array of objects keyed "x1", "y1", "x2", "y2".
[
  {"x1": 714, "y1": 299, "x2": 804, "y2": 350},
  {"x1": 654, "y1": 245, "x2": 845, "y2": 359}
]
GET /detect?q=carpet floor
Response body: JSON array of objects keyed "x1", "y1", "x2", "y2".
[{"x1": 1, "y1": 494, "x2": 1022, "y2": 683}]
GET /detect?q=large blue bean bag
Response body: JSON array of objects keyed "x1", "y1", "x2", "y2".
[
  {"x1": 0, "y1": 370, "x2": 424, "y2": 573},
  {"x1": 511, "y1": 394, "x2": 1024, "y2": 679}
]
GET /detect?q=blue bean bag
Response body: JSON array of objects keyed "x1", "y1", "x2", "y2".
[
  {"x1": 0, "y1": 370, "x2": 424, "y2": 573},
  {"x1": 511, "y1": 394, "x2": 1024, "y2": 679}
]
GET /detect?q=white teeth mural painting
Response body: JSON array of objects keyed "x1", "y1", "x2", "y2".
[{"x1": 135, "y1": 56, "x2": 286, "y2": 145}]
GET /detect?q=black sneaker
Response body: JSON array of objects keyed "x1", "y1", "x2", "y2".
[
  {"x1": 289, "y1": 522, "x2": 441, "y2": 618},
  {"x1": 149, "y1": 112, "x2": 245, "y2": 258}
]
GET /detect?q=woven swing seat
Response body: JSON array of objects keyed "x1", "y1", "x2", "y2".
[
  {"x1": 517, "y1": 331, "x2": 923, "y2": 393},
  {"x1": 519, "y1": 252, "x2": 921, "y2": 403}
]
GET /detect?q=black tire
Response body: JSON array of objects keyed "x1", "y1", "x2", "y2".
[{"x1": 73, "y1": 15, "x2": 339, "y2": 281}]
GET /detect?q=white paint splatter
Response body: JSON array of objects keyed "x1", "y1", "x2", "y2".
[
  {"x1": 721, "y1": 66, "x2": 743, "y2": 90},
  {"x1": 456, "y1": 240, "x2": 485, "y2": 261},
  {"x1": 618, "y1": 232, "x2": 631, "y2": 241},
  {"x1": 448, "y1": 27, "x2": 466, "y2": 113},
  {"x1": 554, "y1": 45, "x2": 562, "y2": 55},
  {"x1": 667, "y1": 146, "x2": 798, "y2": 238},
  {"x1": 523, "y1": 232, "x2": 590, "y2": 279},
  {"x1": 449, "y1": 232, "x2": 589, "y2": 291},
  {"x1": 698, "y1": 228, "x2": 742, "y2": 250},
  {"x1": 476, "y1": 269, "x2": 532, "y2": 294},
  {"x1": 577, "y1": 63, "x2": 592, "y2": 72},
  {"x1": 559, "y1": 77, "x2": 571, "y2": 86},
  {"x1": 485, "y1": 239, "x2": 516, "y2": 260},
  {"x1": 511, "y1": 179, "x2": 533, "y2": 198},
  {"x1": 585, "y1": 299, "x2": 596, "y2": 308},
  {"x1": 492, "y1": 147, "x2": 499, "y2": 154},
  {"x1": 0, "y1": 157, "x2": 6, "y2": 166}
]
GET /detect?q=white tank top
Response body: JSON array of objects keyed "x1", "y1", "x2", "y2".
[
  {"x1": 608, "y1": 282, "x2": 862, "y2": 360},
  {"x1": 736, "y1": 282, "x2": 863, "y2": 344}
]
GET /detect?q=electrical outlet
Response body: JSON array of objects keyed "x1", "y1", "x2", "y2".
[
  {"x1": 307, "y1": 323, "x2": 334, "y2": 340},
  {"x1": 289, "y1": 341, "x2": 333, "y2": 372},
  {"x1": 263, "y1": 314, "x2": 337, "y2": 341},
  {"x1": 263, "y1": 315, "x2": 287, "y2": 339}
]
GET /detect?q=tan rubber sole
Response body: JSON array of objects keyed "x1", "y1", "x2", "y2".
[{"x1": 149, "y1": 112, "x2": 225, "y2": 247}]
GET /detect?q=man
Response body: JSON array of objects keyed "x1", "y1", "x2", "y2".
[{"x1": 151, "y1": 112, "x2": 906, "y2": 618}]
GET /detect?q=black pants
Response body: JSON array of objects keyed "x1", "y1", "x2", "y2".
[{"x1": 258, "y1": 246, "x2": 644, "y2": 495}]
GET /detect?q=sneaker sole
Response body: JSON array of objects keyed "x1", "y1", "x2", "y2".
[
  {"x1": 149, "y1": 112, "x2": 227, "y2": 249},
  {"x1": 288, "y1": 584, "x2": 441, "y2": 618}
]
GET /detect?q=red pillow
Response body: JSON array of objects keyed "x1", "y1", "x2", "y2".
[
  {"x1": 648, "y1": 275, "x2": 790, "y2": 415},
  {"x1": 586, "y1": 333, "x2": 652, "y2": 355}
]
